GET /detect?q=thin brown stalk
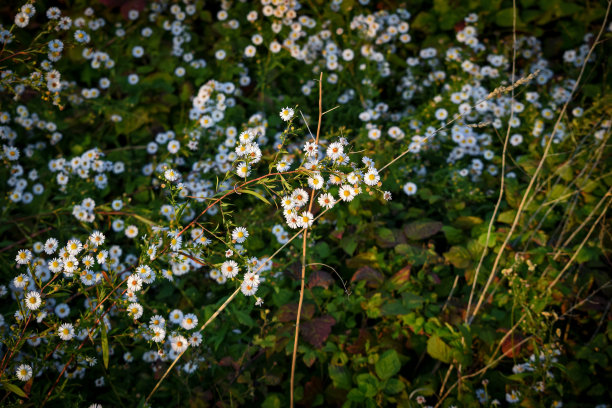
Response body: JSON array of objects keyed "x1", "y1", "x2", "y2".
[{"x1": 291, "y1": 71, "x2": 323, "y2": 408}]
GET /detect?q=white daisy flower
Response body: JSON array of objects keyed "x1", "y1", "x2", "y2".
[
  {"x1": 44, "y1": 238, "x2": 59, "y2": 254},
  {"x1": 403, "y1": 182, "x2": 417, "y2": 195},
  {"x1": 291, "y1": 188, "x2": 309, "y2": 207},
  {"x1": 57, "y1": 323, "x2": 75, "y2": 341},
  {"x1": 151, "y1": 326, "x2": 166, "y2": 342},
  {"x1": 170, "y1": 335, "x2": 189, "y2": 353},
  {"x1": 127, "y1": 274, "x2": 143, "y2": 292},
  {"x1": 307, "y1": 173, "x2": 324, "y2": 190},
  {"x1": 25, "y1": 291, "x2": 42, "y2": 310},
  {"x1": 15, "y1": 249, "x2": 32, "y2": 265},
  {"x1": 279, "y1": 107, "x2": 294, "y2": 121},
  {"x1": 221, "y1": 260, "x2": 239, "y2": 278},
  {"x1": 297, "y1": 211, "x2": 314, "y2": 228},
  {"x1": 326, "y1": 142, "x2": 343, "y2": 160},
  {"x1": 169, "y1": 309, "x2": 184, "y2": 324},
  {"x1": 127, "y1": 302, "x2": 143, "y2": 319},
  {"x1": 180, "y1": 313, "x2": 198, "y2": 330},
  {"x1": 339, "y1": 185, "x2": 356, "y2": 202},
  {"x1": 232, "y1": 227, "x2": 249, "y2": 243},
  {"x1": 364, "y1": 168, "x2": 380, "y2": 186},
  {"x1": 241, "y1": 281, "x2": 258, "y2": 296},
  {"x1": 13, "y1": 274, "x2": 29, "y2": 288},
  {"x1": 16, "y1": 364, "x2": 32, "y2": 381},
  {"x1": 318, "y1": 193, "x2": 335, "y2": 209}
]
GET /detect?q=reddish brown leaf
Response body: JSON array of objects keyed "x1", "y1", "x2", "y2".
[
  {"x1": 301, "y1": 315, "x2": 336, "y2": 348},
  {"x1": 351, "y1": 266, "x2": 383, "y2": 288},
  {"x1": 219, "y1": 356, "x2": 239, "y2": 370},
  {"x1": 302, "y1": 377, "x2": 324, "y2": 406},
  {"x1": 498, "y1": 330, "x2": 525, "y2": 358},
  {"x1": 390, "y1": 265, "x2": 411, "y2": 286},
  {"x1": 276, "y1": 303, "x2": 315, "y2": 322},
  {"x1": 303, "y1": 353, "x2": 316, "y2": 367},
  {"x1": 99, "y1": 0, "x2": 146, "y2": 19},
  {"x1": 308, "y1": 270, "x2": 334, "y2": 289},
  {"x1": 346, "y1": 328, "x2": 372, "y2": 354}
]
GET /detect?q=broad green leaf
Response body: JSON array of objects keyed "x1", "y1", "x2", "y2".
[
  {"x1": 444, "y1": 246, "x2": 472, "y2": 269},
  {"x1": 381, "y1": 301, "x2": 411, "y2": 316},
  {"x1": 375, "y1": 349, "x2": 401, "y2": 380},
  {"x1": 442, "y1": 225, "x2": 463, "y2": 244},
  {"x1": 427, "y1": 335, "x2": 454, "y2": 364},
  {"x1": 347, "y1": 388, "x2": 365, "y2": 401},
  {"x1": 314, "y1": 241, "x2": 330, "y2": 259},
  {"x1": 453, "y1": 216, "x2": 483, "y2": 230},
  {"x1": 262, "y1": 394, "x2": 282, "y2": 408},
  {"x1": 341, "y1": 235, "x2": 358, "y2": 256},
  {"x1": 329, "y1": 365, "x2": 352, "y2": 390},
  {"x1": 234, "y1": 309, "x2": 254, "y2": 327},
  {"x1": 403, "y1": 221, "x2": 443, "y2": 240},
  {"x1": 356, "y1": 373, "x2": 379, "y2": 397},
  {"x1": 478, "y1": 232, "x2": 497, "y2": 248},
  {"x1": 385, "y1": 378, "x2": 405, "y2": 394},
  {"x1": 498, "y1": 210, "x2": 516, "y2": 224}
]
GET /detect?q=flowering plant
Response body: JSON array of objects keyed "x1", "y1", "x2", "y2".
[{"x1": 1, "y1": 0, "x2": 611, "y2": 407}]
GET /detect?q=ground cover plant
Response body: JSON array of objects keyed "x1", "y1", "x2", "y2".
[{"x1": 0, "y1": 0, "x2": 611, "y2": 406}]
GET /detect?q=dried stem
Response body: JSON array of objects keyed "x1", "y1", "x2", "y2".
[{"x1": 290, "y1": 71, "x2": 323, "y2": 408}]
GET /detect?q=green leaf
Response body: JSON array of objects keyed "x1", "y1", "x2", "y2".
[
  {"x1": 453, "y1": 216, "x2": 483, "y2": 230},
  {"x1": 315, "y1": 241, "x2": 330, "y2": 259},
  {"x1": 412, "y1": 12, "x2": 438, "y2": 33},
  {"x1": 234, "y1": 309, "x2": 254, "y2": 327},
  {"x1": 403, "y1": 221, "x2": 443, "y2": 240},
  {"x1": 381, "y1": 301, "x2": 411, "y2": 316},
  {"x1": 356, "y1": 373, "x2": 379, "y2": 397},
  {"x1": 394, "y1": 244, "x2": 430, "y2": 266},
  {"x1": 341, "y1": 235, "x2": 358, "y2": 256},
  {"x1": 498, "y1": 210, "x2": 516, "y2": 224},
  {"x1": 384, "y1": 378, "x2": 405, "y2": 394},
  {"x1": 262, "y1": 394, "x2": 282, "y2": 408},
  {"x1": 329, "y1": 364, "x2": 352, "y2": 390},
  {"x1": 347, "y1": 388, "x2": 365, "y2": 401},
  {"x1": 443, "y1": 246, "x2": 472, "y2": 269},
  {"x1": 427, "y1": 335, "x2": 454, "y2": 364},
  {"x1": 238, "y1": 188, "x2": 270, "y2": 205},
  {"x1": 101, "y1": 323, "x2": 109, "y2": 369},
  {"x1": 375, "y1": 350, "x2": 401, "y2": 380},
  {"x1": 402, "y1": 293, "x2": 425, "y2": 309},
  {"x1": 376, "y1": 227, "x2": 396, "y2": 247},
  {"x1": 442, "y1": 225, "x2": 463, "y2": 244},
  {"x1": 2, "y1": 382, "x2": 28, "y2": 398},
  {"x1": 495, "y1": 8, "x2": 518, "y2": 27},
  {"x1": 478, "y1": 232, "x2": 497, "y2": 248}
]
